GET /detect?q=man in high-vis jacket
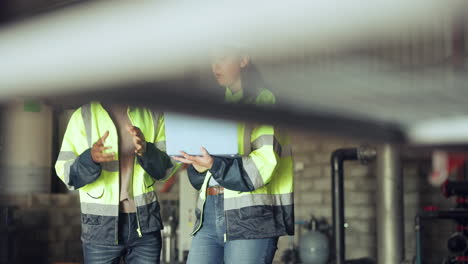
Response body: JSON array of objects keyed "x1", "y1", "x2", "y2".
[{"x1": 55, "y1": 102, "x2": 179, "y2": 264}]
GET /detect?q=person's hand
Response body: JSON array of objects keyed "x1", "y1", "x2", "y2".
[
  {"x1": 172, "y1": 147, "x2": 214, "y2": 173},
  {"x1": 127, "y1": 125, "x2": 147, "y2": 156},
  {"x1": 91, "y1": 131, "x2": 116, "y2": 163}
]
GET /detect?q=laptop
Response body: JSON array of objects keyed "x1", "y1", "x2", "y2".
[{"x1": 164, "y1": 112, "x2": 239, "y2": 157}]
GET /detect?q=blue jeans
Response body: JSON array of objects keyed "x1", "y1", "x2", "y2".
[
  {"x1": 83, "y1": 213, "x2": 162, "y2": 264},
  {"x1": 187, "y1": 193, "x2": 279, "y2": 264}
]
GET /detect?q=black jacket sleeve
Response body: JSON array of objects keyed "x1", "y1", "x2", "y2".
[
  {"x1": 68, "y1": 149, "x2": 102, "y2": 189},
  {"x1": 208, "y1": 156, "x2": 256, "y2": 192},
  {"x1": 187, "y1": 165, "x2": 207, "y2": 190},
  {"x1": 137, "y1": 142, "x2": 173, "y2": 180}
]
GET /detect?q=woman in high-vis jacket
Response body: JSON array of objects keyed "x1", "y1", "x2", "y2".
[
  {"x1": 55, "y1": 102, "x2": 179, "y2": 264},
  {"x1": 173, "y1": 47, "x2": 294, "y2": 264}
]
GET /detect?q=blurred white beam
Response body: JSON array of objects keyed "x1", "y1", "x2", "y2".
[{"x1": 0, "y1": 0, "x2": 462, "y2": 98}]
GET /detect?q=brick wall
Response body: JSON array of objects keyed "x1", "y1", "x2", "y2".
[
  {"x1": 279, "y1": 131, "x2": 377, "y2": 261},
  {"x1": 281, "y1": 130, "x2": 457, "y2": 263},
  {"x1": 0, "y1": 193, "x2": 82, "y2": 264},
  {"x1": 0, "y1": 184, "x2": 181, "y2": 264}
]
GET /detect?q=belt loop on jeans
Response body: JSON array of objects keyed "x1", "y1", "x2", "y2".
[{"x1": 206, "y1": 186, "x2": 224, "y2": 195}]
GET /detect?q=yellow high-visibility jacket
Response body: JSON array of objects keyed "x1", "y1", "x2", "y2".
[
  {"x1": 55, "y1": 102, "x2": 179, "y2": 244},
  {"x1": 188, "y1": 88, "x2": 294, "y2": 240}
]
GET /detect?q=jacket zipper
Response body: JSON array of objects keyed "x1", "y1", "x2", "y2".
[
  {"x1": 191, "y1": 176, "x2": 210, "y2": 235},
  {"x1": 103, "y1": 104, "x2": 121, "y2": 245},
  {"x1": 127, "y1": 109, "x2": 143, "y2": 238},
  {"x1": 134, "y1": 156, "x2": 142, "y2": 238},
  {"x1": 191, "y1": 194, "x2": 207, "y2": 235}
]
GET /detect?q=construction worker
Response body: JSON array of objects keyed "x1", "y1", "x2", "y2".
[
  {"x1": 173, "y1": 46, "x2": 295, "y2": 264},
  {"x1": 55, "y1": 102, "x2": 179, "y2": 264}
]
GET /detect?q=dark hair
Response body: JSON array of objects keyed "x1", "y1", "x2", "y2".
[{"x1": 240, "y1": 62, "x2": 267, "y2": 102}]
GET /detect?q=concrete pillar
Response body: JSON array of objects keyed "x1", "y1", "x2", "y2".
[{"x1": 0, "y1": 100, "x2": 53, "y2": 194}]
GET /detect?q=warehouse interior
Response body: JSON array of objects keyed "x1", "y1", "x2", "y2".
[{"x1": 1, "y1": 1, "x2": 468, "y2": 264}]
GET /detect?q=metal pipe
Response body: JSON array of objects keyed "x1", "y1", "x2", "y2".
[
  {"x1": 376, "y1": 144, "x2": 404, "y2": 264},
  {"x1": 331, "y1": 148, "x2": 358, "y2": 264},
  {"x1": 331, "y1": 146, "x2": 376, "y2": 264},
  {"x1": 415, "y1": 215, "x2": 422, "y2": 264}
]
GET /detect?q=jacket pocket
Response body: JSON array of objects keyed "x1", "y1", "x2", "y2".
[
  {"x1": 86, "y1": 186, "x2": 105, "y2": 199},
  {"x1": 239, "y1": 205, "x2": 274, "y2": 220}
]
